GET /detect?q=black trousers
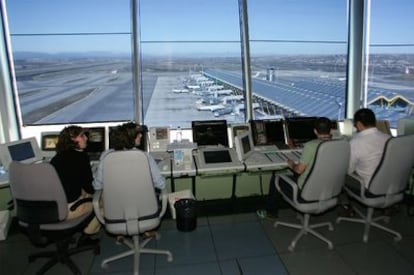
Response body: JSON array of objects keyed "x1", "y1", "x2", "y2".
[{"x1": 265, "y1": 172, "x2": 298, "y2": 214}]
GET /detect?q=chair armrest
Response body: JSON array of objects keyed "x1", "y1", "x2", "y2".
[
  {"x1": 92, "y1": 190, "x2": 105, "y2": 224},
  {"x1": 158, "y1": 188, "x2": 168, "y2": 218},
  {"x1": 346, "y1": 173, "x2": 366, "y2": 198},
  {"x1": 69, "y1": 197, "x2": 92, "y2": 212},
  {"x1": 276, "y1": 174, "x2": 299, "y2": 204}
]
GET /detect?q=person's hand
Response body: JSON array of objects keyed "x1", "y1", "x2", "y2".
[{"x1": 287, "y1": 159, "x2": 295, "y2": 169}]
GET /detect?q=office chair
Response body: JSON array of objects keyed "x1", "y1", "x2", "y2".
[
  {"x1": 397, "y1": 118, "x2": 414, "y2": 136},
  {"x1": 337, "y1": 134, "x2": 414, "y2": 242},
  {"x1": 93, "y1": 150, "x2": 172, "y2": 275},
  {"x1": 274, "y1": 139, "x2": 350, "y2": 251},
  {"x1": 9, "y1": 161, "x2": 99, "y2": 275}
]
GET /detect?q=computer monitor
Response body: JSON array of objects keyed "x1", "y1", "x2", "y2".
[
  {"x1": 41, "y1": 132, "x2": 60, "y2": 151},
  {"x1": 203, "y1": 150, "x2": 232, "y2": 164},
  {"x1": 0, "y1": 137, "x2": 43, "y2": 170},
  {"x1": 148, "y1": 127, "x2": 170, "y2": 152},
  {"x1": 85, "y1": 127, "x2": 106, "y2": 160},
  {"x1": 285, "y1": 117, "x2": 318, "y2": 145},
  {"x1": 250, "y1": 119, "x2": 286, "y2": 146},
  {"x1": 234, "y1": 132, "x2": 254, "y2": 161},
  {"x1": 376, "y1": 120, "x2": 392, "y2": 135},
  {"x1": 397, "y1": 118, "x2": 414, "y2": 136},
  {"x1": 192, "y1": 120, "x2": 229, "y2": 147}
]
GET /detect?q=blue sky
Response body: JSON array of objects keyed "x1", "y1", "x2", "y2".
[{"x1": 5, "y1": 0, "x2": 414, "y2": 56}]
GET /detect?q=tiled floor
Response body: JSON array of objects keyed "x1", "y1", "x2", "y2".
[{"x1": 1, "y1": 202, "x2": 414, "y2": 275}]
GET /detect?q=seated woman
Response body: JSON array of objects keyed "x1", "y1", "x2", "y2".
[
  {"x1": 93, "y1": 122, "x2": 166, "y2": 240},
  {"x1": 93, "y1": 122, "x2": 166, "y2": 191},
  {"x1": 50, "y1": 125, "x2": 100, "y2": 247}
]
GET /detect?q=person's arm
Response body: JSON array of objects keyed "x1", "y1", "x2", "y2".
[
  {"x1": 92, "y1": 159, "x2": 104, "y2": 190},
  {"x1": 147, "y1": 154, "x2": 166, "y2": 190},
  {"x1": 287, "y1": 159, "x2": 307, "y2": 175},
  {"x1": 287, "y1": 140, "x2": 315, "y2": 175},
  {"x1": 348, "y1": 140, "x2": 358, "y2": 174},
  {"x1": 92, "y1": 150, "x2": 111, "y2": 190},
  {"x1": 81, "y1": 152, "x2": 95, "y2": 194}
]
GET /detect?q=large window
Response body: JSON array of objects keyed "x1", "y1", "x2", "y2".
[
  {"x1": 247, "y1": 0, "x2": 348, "y2": 121},
  {"x1": 364, "y1": 0, "x2": 414, "y2": 127},
  {"x1": 139, "y1": 0, "x2": 242, "y2": 128},
  {"x1": 7, "y1": 0, "x2": 134, "y2": 125},
  {"x1": 4, "y1": 0, "x2": 413, "y2": 132}
]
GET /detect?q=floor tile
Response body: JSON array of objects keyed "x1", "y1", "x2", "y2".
[
  {"x1": 336, "y1": 241, "x2": 414, "y2": 275},
  {"x1": 211, "y1": 221, "x2": 275, "y2": 260},
  {"x1": 280, "y1": 248, "x2": 355, "y2": 275}
]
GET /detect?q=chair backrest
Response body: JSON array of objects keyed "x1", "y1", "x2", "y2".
[
  {"x1": 397, "y1": 118, "x2": 414, "y2": 136},
  {"x1": 102, "y1": 150, "x2": 159, "y2": 230},
  {"x1": 368, "y1": 134, "x2": 414, "y2": 196},
  {"x1": 300, "y1": 139, "x2": 350, "y2": 202},
  {"x1": 9, "y1": 161, "x2": 68, "y2": 223}
]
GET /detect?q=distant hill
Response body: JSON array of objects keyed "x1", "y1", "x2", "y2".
[{"x1": 13, "y1": 51, "x2": 130, "y2": 60}]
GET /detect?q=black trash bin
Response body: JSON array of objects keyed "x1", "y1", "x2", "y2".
[{"x1": 174, "y1": 198, "x2": 197, "y2": 232}]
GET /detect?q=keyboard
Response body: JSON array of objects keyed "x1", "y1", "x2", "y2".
[{"x1": 265, "y1": 149, "x2": 302, "y2": 163}]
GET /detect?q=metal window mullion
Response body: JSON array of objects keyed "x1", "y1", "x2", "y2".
[
  {"x1": 346, "y1": 0, "x2": 365, "y2": 118},
  {"x1": 131, "y1": 0, "x2": 142, "y2": 124},
  {"x1": 238, "y1": 0, "x2": 253, "y2": 122}
]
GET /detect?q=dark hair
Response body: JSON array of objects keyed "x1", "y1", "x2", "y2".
[
  {"x1": 119, "y1": 122, "x2": 142, "y2": 149},
  {"x1": 314, "y1": 117, "x2": 332, "y2": 135},
  {"x1": 354, "y1": 108, "x2": 376, "y2": 127},
  {"x1": 55, "y1": 125, "x2": 85, "y2": 152},
  {"x1": 109, "y1": 126, "x2": 131, "y2": 150}
]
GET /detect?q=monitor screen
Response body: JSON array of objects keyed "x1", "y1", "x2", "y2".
[
  {"x1": 0, "y1": 137, "x2": 43, "y2": 170},
  {"x1": 41, "y1": 132, "x2": 59, "y2": 151},
  {"x1": 241, "y1": 134, "x2": 252, "y2": 156},
  {"x1": 286, "y1": 117, "x2": 318, "y2": 145},
  {"x1": 234, "y1": 131, "x2": 254, "y2": 161},
  {"x1": 148, "y1": 127, "x2": 170, "y2": 152},
  {"x1": 231, "y1": 123, "x2": 250, "y2": 140},
  {"x1": 203, "y1": 150, "x2": 232, "y2": 164},
  {"x1": 8, "y1": 142, "x2": 35, "y2": 161},
  {"x1": 85, "y1": 127, "x2": 106, "y2": 160},
  {"x1": 192, "y1": 120, "x2": 229, "y2": 147},
  {"x1": 250, "y1": 120, "x2": 285, "y2": 146}
]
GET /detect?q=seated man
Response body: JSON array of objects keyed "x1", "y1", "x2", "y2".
[
  {"x1": 340, "y1": 108, "x2": 390, "y2": 215},
  {"x1": 257, "y1": 117, "x2": 332, "y2": 218},
  {"x1": 348, "y1": 108, "x2": 390, "y2": 188}
]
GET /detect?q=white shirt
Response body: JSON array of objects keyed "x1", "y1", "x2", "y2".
[
  {"x1": 93, "y1": 149, "x2": 166, "y2": 191},
  {"x1": 348, "y1": 127, "x2": 390, "y2": 188}
]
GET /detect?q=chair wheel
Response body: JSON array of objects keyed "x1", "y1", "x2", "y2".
[{"x1": 288, "y1": 245, "x2": 295, "y2": 252}]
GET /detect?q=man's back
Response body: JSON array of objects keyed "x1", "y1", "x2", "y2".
[{"x1": 348, "y1": 127, "x2": 390, "y2": 187}]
